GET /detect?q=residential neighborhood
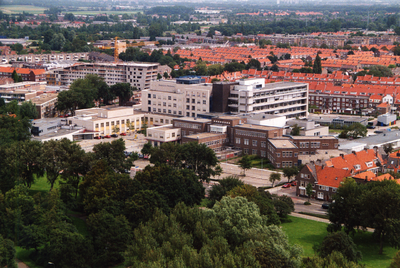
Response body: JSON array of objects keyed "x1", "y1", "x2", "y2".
[{"x1": 2, "y1": 1, "x2": 400, "y2": 267}]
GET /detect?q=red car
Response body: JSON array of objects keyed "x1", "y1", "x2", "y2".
[
  {"x1": 282, "y1": 183, "x2": 291, "y2": 188},
  {"x1": 291, "y1": 181, "x2": 297, "y2": 186},
  {"x1": 104, "y1": 135, "x2": 111, "y2": 138},
  {"x1": 120, "y1": 133, "x2": 127, "y2": 136}
]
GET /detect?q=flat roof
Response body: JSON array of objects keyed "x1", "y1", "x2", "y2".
[
  {"x1": 30, "y1": 93, "x2": 58, "y2": 105},
  {"x1": 290, "y1": 135, "x2": 337, "y2": 140},
  {"x1": 261, "y1": 81, "x2": 308, "y2": 89},
  {"x1": 173, "y1": 117, "x2": 211, "y2": 123},
  {"x1": 148, "y1": 80, "x2": 212, "y2": 93},
  {"x1": 340, "y1": 130, "x2": 400, "y2": 147},
  {"x1": 31, "y1": 128, "x2": 82, "y2": 140},
  {"x1": 214, "y1": 115, "x2": 245, "y2": 120},
  {"x1": 235, "y1": 123, "x2": 280, "y2": 131},
  {"x1": 185, "y1": 132, "x2": 224, "y2": 139},
  {"x1": 269, "y1": 139, "x2": 297, "y2": 149}
]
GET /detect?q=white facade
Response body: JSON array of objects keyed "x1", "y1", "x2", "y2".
[
  {"x1": 146, "y1": 124, "x2": 181, "y2": 147},
  {"x1": 53, "y1": 62, "x2": 159, "y2": 90},
  {"x1": 142, "y1": 80, "x2": 212, "y2": 118},
  {"x1": 228, "y1": 79, "x2": 308, "y2": 119},
  {"x1": 70, "y1": 107, "x2": 177, "y2": 136}
]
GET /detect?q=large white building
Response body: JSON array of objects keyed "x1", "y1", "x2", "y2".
[
  {"x1": 52, "y1": 62, "x2": 159, "y2": 90},
  {"x1": 228, "y1": 79, "x2": 309, "y2": 118},
  {"x1": 142, "y1": 80, "x2": 213, "y2": 118},
  {"x1": 69, "y1": 106, "x2": 178, "y2": 136}
]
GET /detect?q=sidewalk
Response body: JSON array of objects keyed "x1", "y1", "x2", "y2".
[{"x1": 290, "y1": 212, "x2": 330, "y2": 224}]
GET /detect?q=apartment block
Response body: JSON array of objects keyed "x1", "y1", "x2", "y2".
[
  {"x1": 266, "y1": 139, "x2": 299, "y2": 168},
  {"x1": 52, "y1": 62, "x2": 159, "y2": 90},
  {"x1": 30, "y1": 93, "x2": 58, "y2": 119},
  {"x1": 142, "y1": 80, "x2": 212, "y2": 118},
  {"x1": 228, "y1": 79, "x2": 308, "y2": 118}
]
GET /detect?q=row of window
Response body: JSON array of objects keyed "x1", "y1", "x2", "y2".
[{"x1": 235, "y1": 138, "x2": 267, "y2": 147}]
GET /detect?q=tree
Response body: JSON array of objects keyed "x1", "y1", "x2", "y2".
[
  {"x1": 361, "y1": 180, "x2": 400, "y2": 254},
  {"x1": 227, "y1": 184, "x2": 281, "y2": 225},
  {"x1": 269, "y1": 172, "x2": 281, "y2": 187},
  {"x1": 0, "y1": 234, "x2": 17, "y2": 268},
  {"x1": 239, "y1": 154, "x2": 252, "y2": 176},
  {"x1": 92, "y1": 138, "x2": 133, "y2": 173},
  {"x1": 271, "y1": 194, "x2": 294, "y2": 219},
  {"x1": 41, "y1": 228, "x2": 93, "y2": 268},
  {"x1": 11, "y1": 70, "x2": 22, "y2": 83},
  {"x1": 0, "y1": 115, "x2": 31, "y2": 146},
  {"x1": 163, "y1": 71, "x2": 169, "y2": 79},
  {"x1": 156, "y1": 73, "x2": 162, "y2": 80},
  {"x1": 383, "y1": 143, "x2": 394, "y2": 155},
  {"x1": 283, "y1": 166, "x2": 298, "y2": 182},
  {"x1": 110, "y1": 83, "x2": 134, "y2": 106},
  {"x1": 313, "y1": 54, "x2": 322, "y2": 74},
  {"x1": 209, "y1": 175, "x2": 244, "y2": 205},
  {"x1": 328, "y1": 178, "x2": 363, "y2": 234},
  {"x1": 315, "y1": 232, "x2": 362, "y2": 263},
  {"x1": 182, "y1": 142, "x2": 220, "y2": 182},
  {"x1": 141, "y1": 141, "x2": 153, "y2": 156},
  {"x1": 87, "y1": 210, "x2": 132, "y2": 267},
  {"x1": 347, "y1": 123, "x2": 367, "y2": 139},
  {"x1": 9, "y1": 140, "x2": 44, "y2": 188},
  {"x1": 291, "y1": 124, "x2": 301, "y2": 136},
  {"x1": 40, "y1": 140, "x2": 64, "y2": 191},
  {"x1": 270, "y1": 64, "x2": 279, "y2": 72},
  {"x1": 134, "y1": 165, "x2": 204, "y2": 208},
  {"x1": 302, "y1": 251, "x2": 364, "y2": 268},
  {"x1": 19, "y1": 101, "x2": 38, "y2": 119},
  {"x1": 306, "y1": 182, "x2": 313, "y2": 202}
]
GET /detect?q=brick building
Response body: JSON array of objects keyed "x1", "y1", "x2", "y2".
[
  {"x1": 173, "y1": 117, "x2": 210, "y2": 137},
  {"x1": 0, "y1": 67, "x2": 46, "y2": 82},
  {"x1": 234, "y1": 124, "x2": 284, "y2": 157}
]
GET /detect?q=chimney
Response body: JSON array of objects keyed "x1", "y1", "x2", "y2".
[
  {"x1": 322, "y1": 164, "x2": 325, "y2": 169},
  {"x1": 365, "y1": 148, "x2": 368, "y2": 152},
  {"x1": 352, "y1": 151, "x2": 356, "y2": 155},
  {"x1": 365, "y1": 176, "x2": 368, "y2": 181},
  {"x1": 340, "y1": 153, "x2": 344, "y2": 159}
]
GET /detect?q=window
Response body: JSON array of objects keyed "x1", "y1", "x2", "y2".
[
  {"x1": 261, "y1": 150, "x2": 266, "y2": 157},
  {"x1": 317, "y1": 192, "x2": 324, "y2": 199},
  {"x1": 252, "y1": 149, "x2": 257, "y2": 155},
  {"x1": 203, "y1": 100, "x2": 206, "y2": 104},
  {"x1": 148, "y1": 94, "x2": 151, "y2": 98},
  {"x1": 172, "y1": 133, "x2": 175, "y2": 137},
  {"x1": 261, "y1": 141, "x2": 266, "y2": 148},
  {"x1": 186, "y1": 98, "x2": 190, "y2": 103},
  {"x1": 252, "y1": 140, "x2": 257, "y2": 146},
  {"x1": 277, "y1": 153, "x2": 280, "y2": 157},
  {"x1": 168, "y1": 96, "x2": 171, "y2": 100},
  {"x1": 236, "y1": 138, "x2": 240, "y2": 144},
  {"x1": 277, "y1": 163, "x2": 280, "y2": 168},
  {"x1": 192, "y1": 106, "x2": 195, "y2": 110},
  {"x1": 244, "y1": 148, "x2": 249, "y2": 154},
  {"x1": 244, "y1": 139, "x2": 249, "y2": 145},
  {"x1": 192, "y1": 99, "x2": 195, "y2": 103}
]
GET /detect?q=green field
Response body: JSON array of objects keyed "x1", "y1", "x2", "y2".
[
  {"x1": 0, "y1": 5, "x2": 46, "y2": 14},
  {"x1": 282, "y1": 216, "x2": 398, "y2": 268}
]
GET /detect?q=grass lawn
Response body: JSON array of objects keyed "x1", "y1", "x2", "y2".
[
  {"x1": 29, "y1": 174, "x2": 60, "y2": 195},
  {"x1": 282, "y1": 216, "x2": 397, "y2": 268},
  {"x1": 0, "y1": 5, "x2": 46, "y2": 14},
  {"x1": 16, "y1": 247, "x2": 43, "y2": 268}
]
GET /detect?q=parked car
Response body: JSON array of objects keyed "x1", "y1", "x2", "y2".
[
  {"x1": 104, "y1": 135, "x2": 111, "y2": 138},
  {"x1": 367, "y1": 126, "x2": 376, "y2": 129},
  {"x1": 291, "y1": 181, "x2": 297, "y2": 186},
  {"x1": 143, "y1": 154, "x2": 149, "y2": 159},
  {"x1": 322, "y1": 203, "x2": 330, "y2": 209},
  {"x1": 120, "y1": 133, "x2": 127, "y2": 136},
  {"x1": 138, "y1": 154, "x2": 144, "y2": 158},
  {"x1": 94, "y1": 136, "x2": 101, "y2": 139},
  {"x1": 282, "y1": 183, "x2": 291, "y2": 188},
  {"x1": 111, "y1": 134, "x2": 118, "y2": 138},
  {"x1": 99, "y1": 136, "x2": 105, "y2": 139}
]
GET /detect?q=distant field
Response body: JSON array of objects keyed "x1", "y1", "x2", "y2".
[
  {"x1": 70, "y1": 10, "x2": 141, "y2": 15},
  {"x1": 0, "y1": 5, "x2": 46, "y2": 14}
]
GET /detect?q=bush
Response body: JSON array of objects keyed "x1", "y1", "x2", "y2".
[{"x1": 304, "y1": 201, "x2": 311, "y2": 205}]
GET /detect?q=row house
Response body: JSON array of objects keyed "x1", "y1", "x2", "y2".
[{"x1": 0, "y1": 67, "x2": 46, "y2": 82}]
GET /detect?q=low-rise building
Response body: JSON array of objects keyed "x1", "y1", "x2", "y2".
[
  {"x1": 30, "y1": 93, "x2": 58, "y2": 119},
  {"x1": 267, "y1": 138, "x2": 299, "y2": 168},
  {"x1": 146, "y1": 125, "x2": 181, "y2": 147}
]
